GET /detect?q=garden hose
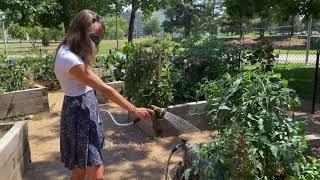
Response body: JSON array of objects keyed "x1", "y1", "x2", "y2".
[
  {"x1": 100, "y1": 110, "x2": 141, "y2": 126},
  {"x1": 165, "y1": 140, "x2": 187, "y2": 180}
]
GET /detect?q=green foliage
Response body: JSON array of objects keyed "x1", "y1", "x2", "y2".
[
  {"x1": 124, "y1": 40, "x2": 174, "y2": 107},
  {"x1": 50, "y1": 27, "x2": 65, "y2": 42},
  {"x1": 31, "y1": 55, "x2": 59, "y2": 90},
  {"x1": 0, "y1": 56, "x2": 32, "y2": 94},
  {"x1": 103, "y1": 16, "x2": 128, "y2": 40},
  {"x1": 1, "y1": 0, "x2": 62, "y2": 27},
  {"x1": 143, "y1": 16, "x2": 162, "y2": 36},
  {"x1": 243, "y1": 39, "x2": 277, "y2": 70},
  {"x1": 8, "y1": 23, "x2": 26, "y2": 42},
  {"x1": 188, "y1": 70, "x2": 320, "y2": 179},
  {"x1": 94, "y1": 50, "x2": 127, "y2": 81},
  {"x1": 171, "y1": 37, "x2": 242, "y2": 104},
  {"x1": 26, "y1": 26, "x2": 44, "y2": 48},
  {"x1": 41, "y1": 28, "x2": 50, "y2": 46},
  {"x1": 310, "y1": 37, "x2": 320, "y2": 50}
]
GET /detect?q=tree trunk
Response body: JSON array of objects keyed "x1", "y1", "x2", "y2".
[
  {"x1": 239, "y1": 21, "x2": 243, "y2": 39},
  {"x1": 184, "y1": 0, "x2": 193, "y2": 37},
  {"x1": 259, "y1": 18, "x2": 266, "y2": 39},
  {"x1": 290, "y1": 16, "x2": 294, "y2": 37},
  {"x1": 61, "y1": 0, "x2": 71, "y2": 33},
  {"x1": 128, "y1": 0, "x2": 138, "y2": 42}
]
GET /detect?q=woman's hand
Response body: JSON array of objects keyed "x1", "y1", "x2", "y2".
[{"x1": 132, "y1": 108, "x2": 155, "y2": 120}]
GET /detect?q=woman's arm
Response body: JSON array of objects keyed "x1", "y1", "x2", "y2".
[{"x1": 69, "y1": 64, "x2": 154, "y2": 120}]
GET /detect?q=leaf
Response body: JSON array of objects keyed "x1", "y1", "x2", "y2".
[
  {"x1": 218, "y1": 105, "x2": 231, "y2": 111},
  {"x1": 258, "y1": 118, "x2": 264, "y2": 130},
  {"x1": 183, "y1": 168, "x2": 191, "y2": 180},
  {"x1": 271, "y1": 145, "x2": 279, "y2": 157}
]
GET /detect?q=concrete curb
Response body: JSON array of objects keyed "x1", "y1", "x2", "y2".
[{"x1": 0, "y1": 121, "x2": 31, "y2": 180}]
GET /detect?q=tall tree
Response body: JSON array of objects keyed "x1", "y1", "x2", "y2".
[
  {"x1": 0, "y1": 0, "x2": 62, "y2": 27},
  {"x1": 224, "y1": 0, "x2": 255, "y2": 38},
  {"x1": 58, "y1": 0, "x2": 110, "y2": 32},
  {"x1": 125, "y1": 0, "x2": 170, "y2": 42},
  {"x1": 143, "y1": 16, "x2": 162, "y2": 36},
  {"x1": 163, "y1": 0, "x2": 195, "y2": 37},
  {"x1": 252, "y1": 0, "x2": 273, "y2": 38}
]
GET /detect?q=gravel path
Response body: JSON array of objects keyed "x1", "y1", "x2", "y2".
[{"x1": 23, "y1": 92, "x2": 183, "y2": 180}]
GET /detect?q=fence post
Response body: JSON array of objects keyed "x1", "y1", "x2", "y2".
[
  {"x1": 312, "y1": 50, "x2": 320, "y2": 114},
  {"x1": 306, "y1": 15, "x2": 313, "y2": 64}
]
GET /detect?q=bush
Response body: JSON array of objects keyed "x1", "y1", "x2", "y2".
[
  {"x1": 31, "y1": 55, "x2": 59, "y2": 90},
  {"x1": 124, "y1": 41, "x2": 174, "y2": 107},
  {"x1": 0, "y1": 56, "x2": 32, "y2": 94},
  {"x1": 310, "y1": 37, "x2": 320, "y2": 50},
  {"x1": 171, "y1": 37, "x2": 242, "y2": 104},
  {"x1": 94, "y1": 49, "x2": 127, "y2": 82},
  {"x1": 188, "y1": 70, "x2": 320, "y2": 179},
  {"x1": 243, "y1": 38, "x2": 277, "y2": 70},
  {"x1": 27, "y1": 26, "x2": 44, "y2": 48}
]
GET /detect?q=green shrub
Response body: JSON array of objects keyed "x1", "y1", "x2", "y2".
[
  {"x1": 31, "y1": 55, "x2": 59, "y2": 90},
  {"x1": 124, "y1": 41, "x2": 174, "y2": 107},
  {"x1": 0, "y1": 56, "x2": 32, "y2": 94},
  {"x1": 188, "y1": 70, "x2": 320, "y2": 179},
  {"x1": 310, "y1": 37, "x2": 320, "y2": 50},
  {"x1": 171, "y1": 37, "x2": 242, "y2": 104},
  {"x1": 94, "y1": 49, "x2": 127, "y2": 81},
  {"x1": 243, "y1": 39, "x2": 277, "y2": 70}
]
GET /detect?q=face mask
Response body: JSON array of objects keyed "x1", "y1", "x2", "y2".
[{"x1": 90, "y1": 36, "x2": 101, "y2": 46}]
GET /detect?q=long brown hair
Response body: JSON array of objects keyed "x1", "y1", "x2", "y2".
[{"x1": 56, "y1": 10, "x2": 105, "y2": 65}]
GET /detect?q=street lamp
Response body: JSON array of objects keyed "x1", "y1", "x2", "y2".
[{"x1": 0, "y1": 11, "x2": 7, "y2": 55}]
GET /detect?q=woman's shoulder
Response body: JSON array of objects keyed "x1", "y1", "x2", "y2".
[{"x1": 56, "y1": 45, "x2": 83, "y2": 63}]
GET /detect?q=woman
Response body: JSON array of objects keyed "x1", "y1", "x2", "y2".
[{"x1": 54, "y1": 10, "x2": 154, "y2": 180}]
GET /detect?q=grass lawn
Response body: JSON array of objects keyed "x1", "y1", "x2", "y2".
[
  {"x1": 274, "y1": 49, "x2": 318, "y2": 55},
  {"x1": 0, "y1": 38, "x2": 150, "y2": 56},
  {"x1": 243, "y1": 63, "x2": 315, "y2": 99},
  {"x1": 274, "y1": 64, "x2": 315, "y2": 99}
]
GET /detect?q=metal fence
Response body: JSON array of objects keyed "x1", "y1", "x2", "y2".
[{"x1": 210, "y1": 23, "x2": 320, "y2": 114}]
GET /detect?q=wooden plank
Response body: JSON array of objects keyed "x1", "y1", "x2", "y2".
[
  {"x1": 13, "y1": 99, "x2": 45, "y2": 110},
  {"x1": 1, "y1": 88, "x2": 47, "y2": 102},
  {"x1": 0, "y1": 87, "x2": 49, "y2": 119},
  {"x1": 0, "y1": 95, "x2": 47, "y2": 109},
  {"x1": 13, "y1": 104, "x2": 47, "y2": 115}
]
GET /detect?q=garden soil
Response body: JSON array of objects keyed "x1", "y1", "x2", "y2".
[{"x1": 23, "y1": 91, "x2": 184, "y2": 180}]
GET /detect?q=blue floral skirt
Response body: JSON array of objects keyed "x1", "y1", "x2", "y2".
[{"x1": 60, "y1": 90, "x2": 104, "y2": 170}]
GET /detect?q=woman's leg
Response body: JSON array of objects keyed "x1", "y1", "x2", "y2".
[
  {"x1": 86, "y1": 164, "x2": 105, "y2": 180},
  {"x1": 71, "y1": 167, "x2": 86, "y2": 180}
]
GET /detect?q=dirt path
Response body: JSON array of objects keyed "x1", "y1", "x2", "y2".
[{"x1": 24, "y1": 92, "x2": 183, "y2": 180}]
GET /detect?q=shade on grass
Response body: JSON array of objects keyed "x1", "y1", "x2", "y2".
[
  {"x1": 274, "y1": 64, "x2": 315, "y2": 100},
  {"x1": 243, "y1": 63, "x2": 315, "y2": 100}
]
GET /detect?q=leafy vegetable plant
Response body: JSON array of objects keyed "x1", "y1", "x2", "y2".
[{"x1": 187, "y1": 69, "x2": 320, "y2": 179}]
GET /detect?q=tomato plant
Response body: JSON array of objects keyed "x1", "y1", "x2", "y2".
[{"x1": 186, "y1": 70, "x2": 320, "y2": 179}]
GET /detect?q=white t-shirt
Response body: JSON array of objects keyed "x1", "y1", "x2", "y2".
[{"x1": 54, "y1": 45, "x2": 92, "y2": 97}]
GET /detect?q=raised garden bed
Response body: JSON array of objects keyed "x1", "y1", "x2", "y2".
[
  {"x1": 0, "y1": 124, "x2": 13, "y2": 138},
  {"x1": 0, "y1": 121, "x2": 31, "y2": 180},
  {"x1": 96, "y1": 81, "x2": 125, "y2": 104},
  {"x1": 0, "y1": 85, "x2": 49, "y2": 119},
  {"x1": 99, "y1": 100, "x2": 210, "y2": 137}
]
